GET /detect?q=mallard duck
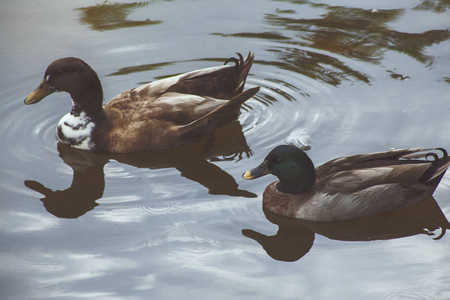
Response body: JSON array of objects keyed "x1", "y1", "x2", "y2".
[
  {"x1": 24, "y1": 53, "x2": 259, "y2": 153},
  {"x1": 243, "y1": 145, "x2": 450, "y2": 221}
]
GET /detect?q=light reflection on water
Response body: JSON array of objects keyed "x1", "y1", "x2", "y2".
[{"x1": 1, "y1": 0, "x2": 450, "y2": 299}]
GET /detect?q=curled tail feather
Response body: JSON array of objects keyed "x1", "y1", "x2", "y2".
[{"x1": 225, "y1": 52, "x2": 255, "y2": 94}]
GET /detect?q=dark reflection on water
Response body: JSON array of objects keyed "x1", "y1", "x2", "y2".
[
  {"x1": 414, "y1": 0, "x2": 450, "y2": 13},
  {"x1": 76, "y1": 1, "x2": 161, "y2": 31},
  {"x1": 216, "y1": 3, "x2": 450, "y2": 87},
  {"x1": 265, "y1": 4, "x2": 450, "y2": 66},
  {"x1": 107, "y1": 61, "x2": 178, "y2": 77},
  {"x1": 243, "y1": 213, "x2": 315, "y2": 262},
  {"x1": 244, "y1": 197, "x2": 450, "y2": 262},
  {"x1": 269, "y1": 48, "x2": 371, "y2": 85},
  {"x1": 212, "y1": 32, "x2": 292, "y2": 40},
  {"x1": 24, "y1": 122, "x2": 255, "y2": 218}
]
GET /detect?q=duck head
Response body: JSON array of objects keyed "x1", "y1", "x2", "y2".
[
  {"x1": 25, "y1": 58, "x2": 103, "y2": 115},
  {"x1": 243, "y1": 145, "x2": 316, "y2": 193}
]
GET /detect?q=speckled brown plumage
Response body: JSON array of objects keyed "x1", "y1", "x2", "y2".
[{"x1": 25, "y1": 53, "x2": 259, "y2": 153}]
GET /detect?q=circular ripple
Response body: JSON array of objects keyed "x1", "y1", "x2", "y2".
[
  {"x1": 383, "y1": 291, "x2": 434, "y2": 300},
  {"x1": 140, "y1": 200, "x2": 186, "y2": 216},
  {"x1": 239, "y1": 51, "x2": 363, "y2": 156}
]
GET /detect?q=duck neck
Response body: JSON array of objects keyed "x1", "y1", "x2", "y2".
[
  {"x1": 70, "y1": 94, "x2": 103, "y2": 119},
  {"x1": 276, "y1": 174, "x2": 315, "y2": 194},
  {"x1": 69, "y1": 75, "x2": 104, "y2": 118}
]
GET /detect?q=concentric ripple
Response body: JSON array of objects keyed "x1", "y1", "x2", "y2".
[
  {"x1": 239, "y1": 51, "x2": 363, "y2": 157},
  {"x1": 383, "y1": 291, "x2": 435, "y2": 300}
]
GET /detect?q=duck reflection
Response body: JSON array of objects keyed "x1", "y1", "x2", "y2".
[
  {"x1": 243, "y1": 197, "x2": 450, "y2": 262},
  {"x1": 25, "y1": 122, "x2": 256, "y2": 218},
  {"x1": 243, "y1": 208, "x2": 315, "y2": 262},
  {"x1": 25, "y1": 150, "x2": 105, "y2": 219},
  {"x1": 76, "y1": 1, "x2": 161, "y2": 31}
]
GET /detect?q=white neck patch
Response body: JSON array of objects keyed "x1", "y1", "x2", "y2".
[{"x1": 57, "y1": 111, "x2": 95, "y2": 150}]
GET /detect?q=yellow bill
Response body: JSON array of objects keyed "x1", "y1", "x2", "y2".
[
  {"x1": 24, "y1": 78, "x2": 55, "y2": 105},
  {"x1": 242, "y1": 161, "x2": 270, "y2": 180}
]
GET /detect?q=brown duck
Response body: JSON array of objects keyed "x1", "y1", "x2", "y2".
[{"x1": 25, "y1": 53, "x2": 259, "y2": 153}]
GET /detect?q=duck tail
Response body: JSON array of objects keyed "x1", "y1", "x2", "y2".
[
  {"x1": 205, "y1": 86, "x2": 260, "y2": 129},
  {"x1": 179, "y1": 86, "x2": 260, "y2": 138},
  {"x1": 419, "y1": 148, "x2": 450, "y2": 188},
  {"x1": 224, "y1": 52, "x2": 255, "y2": 94},
  {"x1": 165, "y1": 52, "x2": 255, "y2": 99}
]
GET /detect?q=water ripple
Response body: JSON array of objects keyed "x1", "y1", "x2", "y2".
[
  {"x1": 140, "y1": 200, "x2": 186, "y2": 216},
  {"x1": 383, "y1": 291, "x2": 435, "y2": 300}
]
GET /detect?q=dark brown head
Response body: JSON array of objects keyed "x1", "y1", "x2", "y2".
[{"x1": 25, "y1": 57, "x2": 103, "y2": 114}]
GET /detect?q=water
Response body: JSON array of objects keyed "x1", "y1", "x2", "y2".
[{"x1": 1, "y1": 0, "x2": 450, "y2": 299}]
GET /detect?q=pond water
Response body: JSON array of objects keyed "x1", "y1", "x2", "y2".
[{"x1": 1, "y1": 0, "x2": 450, "y2": 299}]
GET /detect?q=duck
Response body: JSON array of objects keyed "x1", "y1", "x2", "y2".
[
  {"x1": 24, "y1": 53, "x2": 260, "y2": 153},
  {"x1": 243, "y1": 145, "x2": 450, "y2": 221}
]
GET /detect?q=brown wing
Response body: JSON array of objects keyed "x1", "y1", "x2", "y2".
[
  {"x1": 105, "y1": 52, "x2": 255, "y2": 108},
  {"x1": 175, "y1": 87, "x2": 260, "y2": 141},
  {"x1": 101, "y1": 89, "x2": 259, "y2": 153}
]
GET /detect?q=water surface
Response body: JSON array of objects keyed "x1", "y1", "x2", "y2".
[{"x1": 1, "y1": 0, "x2": 450, "y2": 299}]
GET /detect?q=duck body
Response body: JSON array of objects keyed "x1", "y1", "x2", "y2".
[
  {"x1": 244, "y1": 146, "x2": 450, "y2": 221},
  {"x1": 25, "y1": 53, "x2": 259, "y2": 153}
]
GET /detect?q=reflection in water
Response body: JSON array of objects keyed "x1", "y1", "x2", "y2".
[
  {"x1": 25, "y1": 122, "x2": 256, "y2": 218},
  {"x1": 266, "y1": 4, "x2": 450, "y2": 65},
  {"x1": 107, "y1": 60, "x2": 177, "y2": 77},
  {"x1": 243, "y1": 197, "x2": 450, "y2": 262},
  {"x1": 414, "y1": 0, "x2": 450, "y2": 13},
  {"x1": 76, "y1": 2, "x2": 161, "y2": 31},
  {"x1": 217, "y1": 3, "x2": 449, "y2": 86},
  {"x1": 25, "y1": 154, "x2": 105, "y2": 218},
  {"x1": 243, "y1": 213, "x2": 315, "y2": 262}
]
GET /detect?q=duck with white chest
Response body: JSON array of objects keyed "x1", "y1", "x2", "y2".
[{"x1": 25, "y1": 53, "x2": 259, "y2": 153}]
